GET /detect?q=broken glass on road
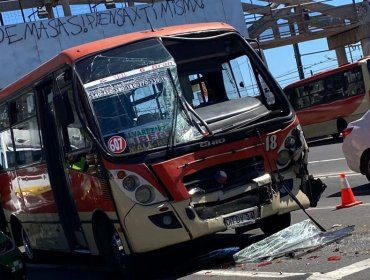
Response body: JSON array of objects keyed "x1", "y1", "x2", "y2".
[{"x1": 233, "y1": 219, "x2": 354, "y2": 263}]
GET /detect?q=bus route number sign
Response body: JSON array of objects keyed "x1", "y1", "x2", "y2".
[{"x1": 108, "y1": 136, "x2": 127, "y2": 154}]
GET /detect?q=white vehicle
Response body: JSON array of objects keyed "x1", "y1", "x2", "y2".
[{"x1": 342, "y1": 109, "x2": 370, "y2": 181}]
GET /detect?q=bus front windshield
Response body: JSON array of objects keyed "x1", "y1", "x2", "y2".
[{"x1": 75, "y1": 39, "x2": 202, "y2": 155}]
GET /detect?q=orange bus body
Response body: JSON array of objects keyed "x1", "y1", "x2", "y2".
[
  {"x1": 0, "y1": 22, "x2": 324, "y2": 271},
  {"x1": 284, "y1": 58, "x2": 370, "y2": 139}
]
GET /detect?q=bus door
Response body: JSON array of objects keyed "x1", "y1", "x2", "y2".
[{"x1": 36, "y1": 70, "x2": 88, "y2": 252}]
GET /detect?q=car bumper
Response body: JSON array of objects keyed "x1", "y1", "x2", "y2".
[{"x1": 342, "y1": 135, "x2": 362, "y2": 173}]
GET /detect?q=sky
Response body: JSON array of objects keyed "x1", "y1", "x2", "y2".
[{"x1": 258, "y1": 0, "x2": 365, "y2": 88}]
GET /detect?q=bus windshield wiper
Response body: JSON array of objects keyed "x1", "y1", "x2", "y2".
[
  {"x1": 184, "y1": 101, "x2": 213, "y2": 137},
  {"x1": 216, "y1": 110, "x2": 276, "y2": 134}
]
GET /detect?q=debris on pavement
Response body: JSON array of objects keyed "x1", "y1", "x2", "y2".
[
  {"x1": 193, "y1": 247, "x2": 240, "y2": 268},
  {"x1": 327, "y1": 256, "x2": 342, "y2": 261},
  {"x1": 330, "y1": 224, "x2": 343, "y2": 229},
  {"x1": 233, "y1": 219, "x2": 354, "y2": 263},
  {"x1": 257, "y1": 261, "x2": 272, "y2": 267}
]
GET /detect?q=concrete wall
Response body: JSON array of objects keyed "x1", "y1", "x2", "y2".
[{"x1": 0, "y1": 0, "x2": 246, "y2": 89}]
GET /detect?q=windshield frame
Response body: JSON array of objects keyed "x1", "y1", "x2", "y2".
[
  {"x1": 74, "y1": 38, "x2": 205, "y2": 157},
  {"x1": 73, "y1": 32, "x2": 293, "y2": 159}
]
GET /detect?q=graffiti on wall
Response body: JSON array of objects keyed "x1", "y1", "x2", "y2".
[{"x1": 0, "y1": 0, "x2": 245, "y2": 89}]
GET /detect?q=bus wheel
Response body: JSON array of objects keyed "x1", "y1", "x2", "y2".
[
  {"x1": 21, "y1": 227, "x2": 34, "y2": 260},
  {"x1": 93, "y1": 219, "x2": 129, "y2": 276},
  {"x1": 259, "y1": 213, "x2": 291, "y2": 236},
  {"x1": 334, "y1": 118, "x2": 348, "y2": 138}
]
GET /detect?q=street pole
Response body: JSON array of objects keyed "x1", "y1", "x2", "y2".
[
  {"x1": 289, "y1": 22, "x2": 305, "y2": 80},
  {"x1": 293, "y1": 43, "x2": 305, "y2": 80},
  {"x1": 18, "y1": 0, "x2": 26, "y2": 22}
]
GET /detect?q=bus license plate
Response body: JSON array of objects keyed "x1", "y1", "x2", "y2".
[{"x1": 224, "y1": 211, "x2": 256, "y2": 229}]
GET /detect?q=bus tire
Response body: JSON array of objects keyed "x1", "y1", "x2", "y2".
[
  {"x1": 361, "y1": 151, "x2": 370, "y2": 182},
  {"x1": 21, "y1": 227, "x2": 34, "y2": 260},
  {"x1": 336, "y1": 118, "x2": 348, "y2": 137},
  {"x1": 92, "y1": 214, "x2": 130, "y2": 277},
  {"x1": 10, "y1": 217, "x2": 35, "y2": 260},
  {"x1": 259, "y1": 213, "x2": 291, "y2": 236},
  {"x1": 10, "y1": 217, "x2": 22, "y2": 247}
]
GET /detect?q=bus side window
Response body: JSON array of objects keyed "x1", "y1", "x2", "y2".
[
  {"x1": 0, "y1": 129, "x2": 14, "y2": 169},
  {"x1": 8, "y1": 91, "x2": 43, "y2": 167},
  {"x1": 0, "y1": 104, "x2": 11, "y2": 170}
]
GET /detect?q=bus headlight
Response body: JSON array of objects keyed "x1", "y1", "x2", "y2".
[
  {"x1": 277, "y1": 149, "x2": 291, "y2": 166},
  {"x1": 122, "y1": 175, "x2": 139, "y2": 191},
  {"x1": 114, "y1": 170, "x2": 168, "y2": 205},
  {"x1": 135, "y1": 185, "x2": 154, "y2": 204}
]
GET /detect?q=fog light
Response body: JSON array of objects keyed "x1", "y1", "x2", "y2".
[
  {"x1": 277, "y1": 149, "x2": 291, "y2": 166},
  {"x1": 162, "y1": 215, "x2": 173, "y2": 226},
  {"x1": 122, "y1": 175, "x2": 139, "y2": 191},
  {"x1": 135, "y1": 185, "x2": 154, "y2": 204},
  {"x1": 149, "y1": 211, "x2": 182, "y2": 229}
]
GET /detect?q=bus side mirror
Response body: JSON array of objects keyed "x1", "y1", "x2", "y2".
[{"x1": 54, "y1": 94, "x2": 74, "y2": 126}]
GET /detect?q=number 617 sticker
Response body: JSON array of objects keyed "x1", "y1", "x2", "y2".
[{"x1": 108, "y1": 136, "x2": 127, "y2": 154}]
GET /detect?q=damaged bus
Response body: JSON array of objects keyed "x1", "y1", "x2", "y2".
[{"x1": 0, "y1": 22, "x2": 324, "y2": 272}]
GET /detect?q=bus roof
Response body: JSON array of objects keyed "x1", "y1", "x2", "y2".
[
  {"x1": 0, "y1": 22, "x2": 235, "y2": 100},
  {"x1": 284, "y1": 56, "x2": 370, "y2": 90}
]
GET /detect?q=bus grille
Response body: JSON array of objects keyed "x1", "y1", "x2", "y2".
[
  {"x1": 183, "y1": 156, "x2": 264, "y2": 194},
  {"x1": 193, "y1": 186, "x2": 272, "y2": 220}
]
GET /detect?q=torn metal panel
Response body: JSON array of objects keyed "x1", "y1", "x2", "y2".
[{"x1": 233, "y1": 219, "x2": 354, "y2": 263}]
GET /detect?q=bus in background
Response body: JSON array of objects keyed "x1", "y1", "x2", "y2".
[
  {"x1": 0, "y1": 22, "x2": 324, "y2": 274},
  {"x1": 284, "y1": 57, "x2": 370, "y2": 139}
]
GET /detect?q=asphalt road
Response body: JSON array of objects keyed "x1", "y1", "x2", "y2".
[{"x1": 25, "y1": 137, "x2": 370, "y2": 280}]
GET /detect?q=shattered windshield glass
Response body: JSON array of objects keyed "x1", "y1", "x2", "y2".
[
  {"x1": 75, "y1": 39, "x2": 201, "y2": 154},
  {"x1": 233, "y1": 219, "x2": 354, "y2": 263}
]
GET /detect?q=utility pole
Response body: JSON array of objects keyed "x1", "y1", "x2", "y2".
[
  {"x1": 18, "y1": 0, "x2": 26, "y2": 22},
  {"x1": 289, "y1": 22, "x2": 305, "y2": 80},
  {"x1": 293, "y1": 43, "x2": 305, "y2": 80}
]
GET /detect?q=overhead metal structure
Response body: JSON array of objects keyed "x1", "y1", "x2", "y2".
[
  {"x1": 243, "y1": 0, "x2": 360, "y2": 48},
  {"x1": 241, "y1": 0, "x2": 368, "y2": 66}
]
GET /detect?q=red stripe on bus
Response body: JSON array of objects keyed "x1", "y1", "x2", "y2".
[
  {"x1": 296, "y1": 94, "x2": 364, "y2": 126},
  {"x1": 151, "y1": 118, "x2": 300, "y2": 202}
]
